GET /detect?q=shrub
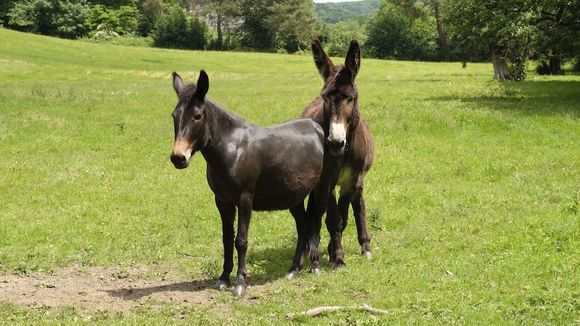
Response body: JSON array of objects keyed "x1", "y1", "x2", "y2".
[
  {"x1": 85, "y1": 4, "x2": 139, "y2": 36},
  {"x1": 52, "y1": 0, "x2": 90, "y2": 38},
  {"x1": 152, "y1": 6, "x2": 207, "y2": 50},
  {"x1": 7, "y1": 0, "x2": 53, "y2": 34},
  {"x1": 7, "y1": 0, "x2": 89, "y2": 38}
]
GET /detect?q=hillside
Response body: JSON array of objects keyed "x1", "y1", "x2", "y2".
[{"x1": 316, "y1": 0, "x2": 380, "y2": 23}]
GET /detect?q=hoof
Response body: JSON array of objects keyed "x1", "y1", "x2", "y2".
[
  {"x1": 215, "y1": 279, "x2": 229, "y2": 291},
  {"x1": 330, "y1": 260, "x2": 346, "y2": 269},
  {"x1": 233, "y1": 284, "x2": 246, "y2": 297},
  {"x1": 364, "y1": 251, "x2": 372, "y2": 260},
  {"x1": 286, "y1": 271, "x2": 298, "y2": 280},
  {"x1": 312, "y1": 267, "x2": 321, "y2": 276}
]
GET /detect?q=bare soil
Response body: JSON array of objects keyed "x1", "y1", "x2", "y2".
[{"x1": 0, "y1": 265, "x2": 265, "y2": 312}]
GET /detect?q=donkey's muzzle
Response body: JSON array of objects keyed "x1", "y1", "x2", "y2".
[
  {"x1": 170, "y1": 154, "x2": 189, "y2": 169},
  {"x1": 327, "y1": 138, "x2": 346, "y2": 156}
]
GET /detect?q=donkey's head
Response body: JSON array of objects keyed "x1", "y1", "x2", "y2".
[
  {"x1": 312, "y1": 39, "x2": 361, "y2": 156},
  {"x1": 170, "y1": 70, "x2": 209, "y2": 169}
]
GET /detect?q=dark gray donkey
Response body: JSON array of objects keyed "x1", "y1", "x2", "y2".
[{"x1": 170, "y1": 70, "x2": 326, "y2": 296}]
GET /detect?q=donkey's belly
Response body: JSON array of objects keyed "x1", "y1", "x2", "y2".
[{"x1": 251, "y1": 169, "x2": 319, "y2": 211}]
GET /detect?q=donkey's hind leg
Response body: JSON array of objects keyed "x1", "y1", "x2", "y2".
[
  {"x1": 306, "y1": 191, "x2": 323, "y2": 275},
  {"x1": 286, "y1": 204, "x2": 308, "y2": 280},
  {"x1": 352, "y1": 189, "x2": 372, "y2": 260}
]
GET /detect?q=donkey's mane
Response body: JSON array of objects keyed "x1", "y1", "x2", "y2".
[{"x1": 182, "y1": 83, "x2": 246, "y2": 124}]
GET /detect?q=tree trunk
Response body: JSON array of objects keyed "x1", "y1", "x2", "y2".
[
  {"x1": 431, "y1": 0, "x2": 449, "y2": 61},
  {"x1": 216, "y1": 13, "x2": 223, "y2": 50},
  {"x1": 490, "y1": 47, "x2": 510, "y2": 81},
  {"x1": 549, "y1": 55, "x2": 562, "y2": 75}
]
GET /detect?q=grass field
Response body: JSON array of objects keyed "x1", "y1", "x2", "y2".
[{"x1": 0, "y1": 28, "x2": 579, "y2": 324}]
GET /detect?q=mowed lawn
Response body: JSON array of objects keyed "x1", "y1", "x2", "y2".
[{"x1": 0, "y1": 28, "x2": 578, "y2": 324}]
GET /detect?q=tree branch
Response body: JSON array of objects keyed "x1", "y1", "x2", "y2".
[{"x1": 286, "y1": 304, "x2": 389, "y2": 319}]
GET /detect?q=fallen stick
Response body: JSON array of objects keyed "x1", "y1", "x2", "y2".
[{"x1": 286, "y1": 303, "x2": 388, "y2": 319}]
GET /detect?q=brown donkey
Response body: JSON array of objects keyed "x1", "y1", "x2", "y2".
[
  {"x1": 170, "y1": 70, "x2": 325, "y2": 296},
  {"x1": 302, "y1": 40, "x2": 375, "y2": 269}
]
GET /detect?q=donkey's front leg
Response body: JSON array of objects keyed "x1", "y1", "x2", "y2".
[
  {"x1": 215, "y1": 197, "x2": 235, "y2": 290},
  {"x1": 233, "y1": 192, "x2": 253, "y2": 296}
]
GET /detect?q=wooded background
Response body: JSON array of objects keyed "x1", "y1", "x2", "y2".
[{"x1": 1, "y1": 0, "x2": 579, "y2": 80}]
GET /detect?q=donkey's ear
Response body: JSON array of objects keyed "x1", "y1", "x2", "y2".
[
  {"x1": 172, "y1": 72, "x2": 185, "y2": 96},
  {"x1": 312, "y1": 38, "x2": 334, "y2": 81},
  {"x1": 195, "y1": 70, "x2": 209, "y2": 100},
  {"x1": 345, "y1": 40, "x2": 361, "y2": 79}
]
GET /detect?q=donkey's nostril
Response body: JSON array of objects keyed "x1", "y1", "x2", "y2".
[
  {"x1": 328, "y1": 139, "x2": 346, "y2": 154},
  {"x1": 170, "y1": 154, "x2": 188, "y2": 168}
]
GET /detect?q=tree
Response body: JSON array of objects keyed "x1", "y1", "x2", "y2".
[
  {"x1": 238, "y1": 0, "x2": 316, "y2": 52},
  {"x1": 85, "y1": 4, "x2": 140, "y2": 35},
  {"x1": 137, "y1": 0, "x2": 163, "y2": 36},
  {"x1": 266, "y1": 0, "x2": 316, "y2": 52},
  {"x1": 447, "y1": 0, "x2": 537, "y2": 81},
  {"x1": 324, "y1": 19, "x2": 366, "y2": 57},
  {"x1": 1, "y1": 0, "x2": 17, "y2": 26},
  {"x1": 365, "y1": 1, "x2": 438, "y2": 60},
  {"x1": 534, "y1": 0, "x2": 580, "y2": 74},
  {"x1": 197, "y1": 0, "x2": 241, "y2": 50},
  {"x1": 239, "y1": 0, "x2": 275, "y2": 50},
  {"x1": 152, "y1": 5, "x2": 207, "y2": 49},
  {"x1": 7, "y1": 0, "x2": 54, "y2": 34},
  {"x1": 52, "y1": 0, "x2": 91, "y2": 38},
  {"x1": 427, "y1": 0, "x2": 449, "y2": 60},
  {"x1": 7, "y1": 0, "x2": 89, "y2": 38}
]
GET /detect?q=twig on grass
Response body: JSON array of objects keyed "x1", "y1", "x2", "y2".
[{"x1": 286, "y1": 303, "x2": 388, "y2": 319}]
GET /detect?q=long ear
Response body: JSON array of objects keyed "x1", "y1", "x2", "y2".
[
  {"x1": 195, "y1": 70, "x2": 209, "y2": 100},
  {"x1": 345, "y1": 40, "x2": 361, "y2": 79},
  {"x1": 312, "y1": 38, "x2": 334, "y2": 81},
  {"x1": 172, "y1": 72, "x2": 185, "y2": 96}
]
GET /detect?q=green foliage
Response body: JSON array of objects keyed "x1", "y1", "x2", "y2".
[
  {"x1": 152, "y1": 6, "x2": 207, "y2": 49},
  {"x1": 324, "y1": 20, "x2": 366, "y2": 57},
  {"x1": 7, "y1": 0, "x2": 90, "y2": 38},
  {"x1": 315, "y1": 0, "x2": 379, "y2": 24},
  {"x1": 239, "y1": 0, "x2": 276, "y2": 50},
  {"x1": 136, "y1": 0, "x2": 163, "y2": 36},
  {"x1": 238, "y1": 0, "x2": 316, "y2": 53},
  {"x1": 7, "y1": 0, "x2": 54, "y2": 34},
  {"x1": 200, "y1": 0, "x2": 242, "y2": 50},
  {"x1": 88, "y1": 0, "x2": 136, "y2": 7},
  {"x1": 447, "y1": 0, "x2": 538, "y2": 80},
  {"x1": 366, "y1": 1, "x2": 439, "y2": 60},
  {"x1": 0, "y1": 0, "x2": 17, "y2": 26},
  {"x1": 81, "y1": 34, "x2": 153, "y2": 46},
  {"x1": 52, "y1": 0, "x2": 91, "y2": 38},
  {"x1": 85, "y1": 4, "x2": 140, "y2": 35},
  {"x1": 266, "y1": 0, "x2": 316, "y2": 53},
  {"x1": 534, "y1": 0, "x2": 580, "y2": 71}
]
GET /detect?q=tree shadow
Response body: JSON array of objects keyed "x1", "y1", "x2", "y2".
[
  {"x1": 430, "y1": 80, "x2": 580, "y2": 117},
  {"x1": 106, "y1": 245, "x2": 302, "y2": 301}
]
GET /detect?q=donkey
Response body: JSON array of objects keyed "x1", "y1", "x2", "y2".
[
  {"x1": 302, "y1": 40, "x2": 375, "y2": 269},
  {"x1": 170, "y1": 70, "x2": 325, "y2": 296}
]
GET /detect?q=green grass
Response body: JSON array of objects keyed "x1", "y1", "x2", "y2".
[{"x1": 1, "y1": 28, "x2": 579, "y2": 324}]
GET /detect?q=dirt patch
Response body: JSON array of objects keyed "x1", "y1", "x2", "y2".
[{"x1": 0, "y1": 265, "x2": 264, "y2": 312}]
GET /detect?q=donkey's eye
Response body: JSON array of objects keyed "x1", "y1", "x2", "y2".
[
  {"x1": 193, "y1": 113, "x2": 202, "y2": 120},
  {"x1": 347, "y1": 96, "x2": 354, "y2": 103}
]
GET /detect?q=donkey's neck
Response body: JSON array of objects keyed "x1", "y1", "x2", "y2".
[{"x1": 200, "y1": 100, "x2": 247, "y2": 169}]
